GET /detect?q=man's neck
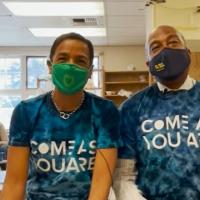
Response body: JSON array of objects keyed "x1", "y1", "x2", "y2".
[{"x1": 157, "y1": 75, "x2": 196, "y2": 92}]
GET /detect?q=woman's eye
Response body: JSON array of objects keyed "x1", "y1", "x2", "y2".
[
  {"x1": 57, "y1": 58, "x2": 66, "y2": 63},
  {"x1": 77, "y1": 60, "x2": 87, "y2": 65},
  {"x1": 80, "y1": 60, "x2": 86, "y2": 64}
]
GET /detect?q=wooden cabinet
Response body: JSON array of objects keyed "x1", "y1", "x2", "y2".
[
  {"x1": 103, "y1": 71, "x2": 151, "y2": 106},
  {"x1": 189, "y1": 52, "x2": 200, "y2": 80}
]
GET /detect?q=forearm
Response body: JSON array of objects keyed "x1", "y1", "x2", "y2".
[
  {"x1": 88, "y1": 148, "x2": 117, "y2": 200},
  {"x1": 0, "y1": 125, "x2": 7, "y2": 141},
  {"x1": 1, "y1": 182, "x2": 26, "y2": 200},
  {"x1": 88, "y1": 174, "x2": 111, "y2": 200},
  {"x1": 1, "y1": 147, "x2": 30, "y2": 200}
]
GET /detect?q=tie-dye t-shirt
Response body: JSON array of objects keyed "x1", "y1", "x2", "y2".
[
  {"x1": 9, "y1": 91, "x2": 122, "y2": 200},
  {"x1": 118, "y1": 82, "x2": 200, "y2": 200}
]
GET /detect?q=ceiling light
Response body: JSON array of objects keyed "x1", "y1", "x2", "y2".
[
  {"x1": 3, "y1": 2, "x2": 104, "y2": 16},
  {"x1": 29, "y1": 28, "x2": 106, "y2": 37}
]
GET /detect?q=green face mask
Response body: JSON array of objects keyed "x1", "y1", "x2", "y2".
[{"x1": 52, "y1": 63, "x2": 89, "y2": 95}]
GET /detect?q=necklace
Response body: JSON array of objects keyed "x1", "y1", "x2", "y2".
[{"x1": 51, "y1": 91, "x2": 85, "y2": 120}]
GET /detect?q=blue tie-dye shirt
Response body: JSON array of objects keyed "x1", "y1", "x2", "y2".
[
  {"x1": 9, "y1": 91, "x2": 122, "y2": 200},
  {"x1": 119, "y1": 82, "x2": 200, "y2": 200}
]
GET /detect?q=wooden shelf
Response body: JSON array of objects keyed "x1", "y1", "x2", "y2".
[
  {"x1": 105, "y1": 81, "x2": 149, "y2": 84},
  {"x1": 105, "y1": 95, "x2": 127, "y2": 98},
  {"x1": 103, "y1": 70, "x2": 151, "y2": 106}
]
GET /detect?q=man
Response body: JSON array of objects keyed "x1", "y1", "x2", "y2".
[{"x1": 113, "y1": 25, "x2": 200, "y2": 200}]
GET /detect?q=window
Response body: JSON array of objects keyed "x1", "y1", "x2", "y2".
[
  {"x1": 26, "y1": 56, "x2": 48, "y2": 89},
  {"x1": 0, "y1": 58, "x2": 22, "y2": 129},
  {"x1": 85, "y1": 56, "x2": 102, "y2": 96},
  {"x1": 0, "y1": 96, "x2": 21, "y2": 129},
  {"x1": 0, "y1": 58, "x2": 21, "y2": 89}
]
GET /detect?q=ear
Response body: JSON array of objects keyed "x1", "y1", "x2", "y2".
[
  {"x1": 47, "y1": 60, "x2": 52, "y2": 74},
  {"x1": 146, "y1": 61, "x2": 149, "y2": 67},
  {"x1": 187, "y1": 48, "x2": 191, "y2": 55}
]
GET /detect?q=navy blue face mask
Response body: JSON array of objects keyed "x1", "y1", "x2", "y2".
[{"x1": 148, "y1": 48, "x2": 191, "y2": 81}]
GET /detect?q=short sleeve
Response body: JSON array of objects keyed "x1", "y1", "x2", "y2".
[
  {"x1": 9, "y1": 102, "x2": 31, "y2": 146},
  {"x1": 118, "y1": 102, "x2": 137, "y2": 159},
  {"x1": 95, "y1": 101, "x2": 123, "y2": 149}
]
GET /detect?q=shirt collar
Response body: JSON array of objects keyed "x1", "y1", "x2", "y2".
[{"x1": 157, "y1": 76, "x2": 196, "y2": 92}]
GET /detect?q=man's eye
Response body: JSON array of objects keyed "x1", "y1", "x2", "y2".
[
  {"x1": 151, "y1": 46, "x2": 159, "y2": 51},
  {"x1": 168, "y1": 40, "x2": 179, "y2": 45}
]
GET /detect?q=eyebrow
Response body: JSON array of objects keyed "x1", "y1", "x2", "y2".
[
  {"x1": 76, "y1": 55, "x2": 88, "y2": 60},
  {"x1": 56, "y1": 52, "x2": 88, "y2": 60},
  {"x1": 56, "y1": 52, "x2": 69, "y2": 58},
  {"x1": 149, "y1": 34, "x2": 182, "y2": 48},
  {"x1": 166, "y1": 34, "x2": 182, "y2": 42}
]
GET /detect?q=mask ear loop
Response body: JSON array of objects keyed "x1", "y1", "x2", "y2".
[
  {"x1": 47, "y1": 59, "x2": 52, "y2": 66},
  {"x1": 47, "y1": 59, "x2": 53, "y2": 75},
  {"x1": 186, "y1": 48, "x2": 191, "y2": 55}
]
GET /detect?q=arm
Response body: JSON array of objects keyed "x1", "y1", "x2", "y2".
[
  {"x1": 113, "y1": 159, "x2": 147, "y2": 200},
  {"x1": 1, "y1": 146, "x2": 30, "y2": 200},
  {"x1": 0, "y1": 123, "x2": 8, "y2": 142},
  {"x1": 88, "y1": 148, "x2": 117, "y2": 200}
]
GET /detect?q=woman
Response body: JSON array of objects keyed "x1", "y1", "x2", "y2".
[{"x1": 1, "y1": 33, "x2": 122, "y2": 200}]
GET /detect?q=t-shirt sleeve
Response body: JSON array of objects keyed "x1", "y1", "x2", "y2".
[
  {"x1": 95, "y1": 101, "x2": 123, "y2": 149},
  {"x1": 9, "y1": 102, "x2": 31, "y2": 146},
  {"x1": 118, "y1": 103, "x2": 137, "y2": 159}
]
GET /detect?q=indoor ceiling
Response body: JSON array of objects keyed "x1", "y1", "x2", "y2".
[
  {"x1": 0, "y1": 0, "x2": 200, "y2": 47},
  {"x1": 151, "y1": 0, "x2": 200, "y2": 50},
  {"x1": 0, "y1": 0, "x2": 146, "y2": 46}
]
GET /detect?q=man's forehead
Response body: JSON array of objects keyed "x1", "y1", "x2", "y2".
[{"x1": 148, "y1": 27, "x2": 179, "y2": 44}]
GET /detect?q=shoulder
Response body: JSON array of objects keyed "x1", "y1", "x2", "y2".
[
  {"x1": 18, "y1": 92, "x2": 49, "y2": 109},
  {"x1": 13, "y1": 92, "x2": 49, "y2": 117},
  {"x1": 10, "y1": 93, "x2": 50, "y2": 133},
  {"x1": 0, "y1": 122, "x2": 5, "y2": 132},
  {"x1": 0, "y1": 122, "x2": 3, "y2": 128},
  {"x1": 22, "y1": 92, "x2": 49, "y2": 105},
  {"x1": 194, "y1": 81, "x2": 200, "y2": 89},
  {"x1": 85, "y1": 91, "x2": 117, "y2": 111}
]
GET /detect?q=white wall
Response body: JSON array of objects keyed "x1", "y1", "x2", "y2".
[
  {"x1": 0, "y1": 46, "x2": 50, "y2": 57},
  {"x1": 96, "y1": 45, "x2": 146, "y2": 71},
  {"x1": 0, "y1": 45, "x2": 147, "y2": 71}
]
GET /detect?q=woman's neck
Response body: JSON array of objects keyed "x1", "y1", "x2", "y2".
[{"x1": 52, "y1": 89, "x2": 84, "y2": 112}]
